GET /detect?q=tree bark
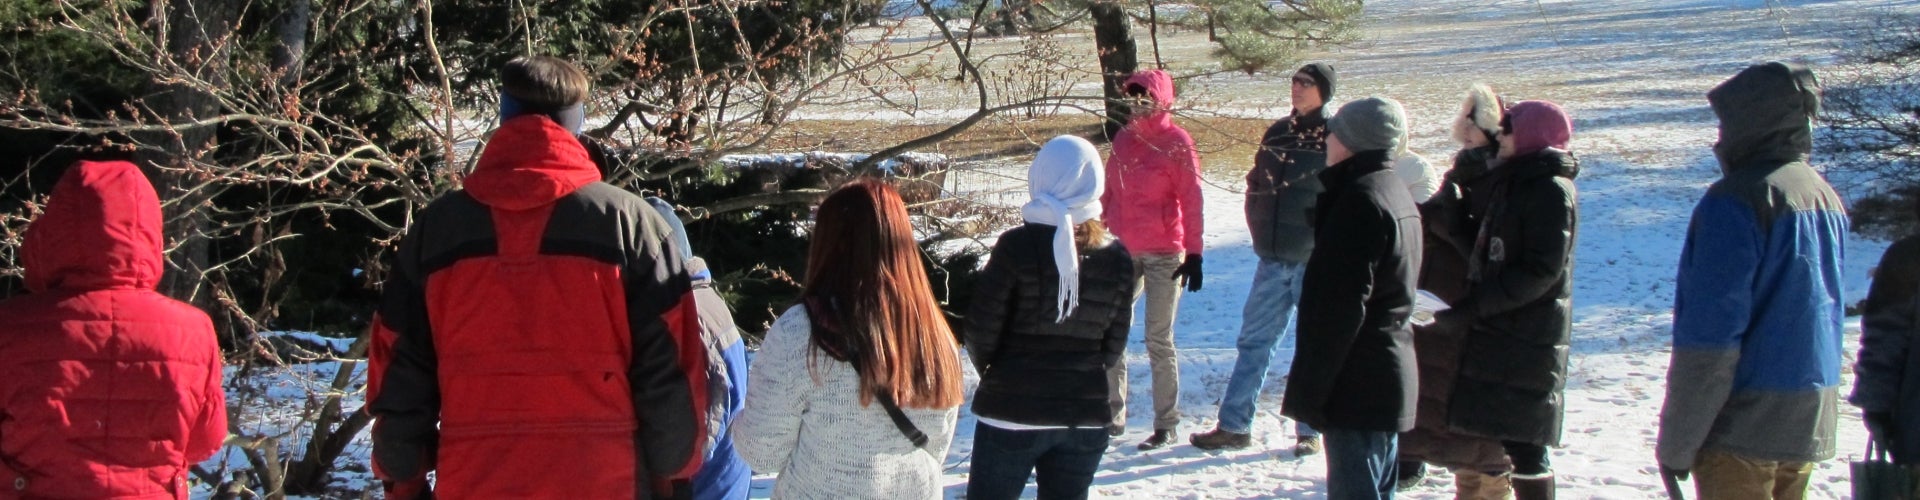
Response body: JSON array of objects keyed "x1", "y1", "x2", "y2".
[
  {"x1": 271, "y1": 0, "x2": 310, "y2": 89},
  {"x1": 1089, "y1": 2, "x2": 1137, "y2": 140},
  {"x1": 142, "y1": 0, "x2": 234, "y2": 331}
]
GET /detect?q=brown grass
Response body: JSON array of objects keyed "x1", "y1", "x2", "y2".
[{"x1": 770, "y1": 112, "x2": 1275, "y2": 178}]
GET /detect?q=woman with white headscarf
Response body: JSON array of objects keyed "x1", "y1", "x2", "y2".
[{"x1": 963, "y1": 135, "x2": 1139, "y2": 500}]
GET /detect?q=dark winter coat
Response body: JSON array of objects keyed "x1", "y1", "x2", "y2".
[
  {"x1": 0, "y1": 161, "x2": 228, "y2": 500},
  {"x1": 1445, "y1": 148, "x2": 1579, "y2": 447},
  {"x1": 966, "y1": 223, "x2": 1137, "y2": 427},
  {"x1": 367, "y1": 115, "x2": 709, "y2": 499},
  {"x1": 1245, "y1": 106, "x2": 1332, "y2": 264},
  {"x1": 1280, "y1": 150, "x2": 1423, "y2": 433},
  {"x1": 1400, "y1": 147, "x2": 1512, "y2": 473},
  {"x1": 1658, "y1": 62, "x2": 1847, "y2": 469},
  {"x1": 1853, "y1": 249, "x2": 1920, "y2": 463}
]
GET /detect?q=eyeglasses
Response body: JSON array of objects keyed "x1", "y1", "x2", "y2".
[{"x1": 1291, "y1": 76, "x2": 1315, "y2": 88}]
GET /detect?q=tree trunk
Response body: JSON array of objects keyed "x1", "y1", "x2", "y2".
[
  {"x1": 142, "y1": 0, "x2": 233, "y2": 337},
  {"x1": 1089, "y1": 2, "x2": 1137, "y2": 140},
  {"x1": 271, "y1": 0, "x2": 311, "y2": 89}
]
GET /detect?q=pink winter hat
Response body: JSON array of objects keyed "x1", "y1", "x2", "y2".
[{"x1": 1503, "y1": 100, "x2": 1573, "y2": 157}]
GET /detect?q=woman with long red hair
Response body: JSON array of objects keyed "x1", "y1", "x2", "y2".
[{"x1": 734, "y1": 179, "x2": 965, "y2": 498}]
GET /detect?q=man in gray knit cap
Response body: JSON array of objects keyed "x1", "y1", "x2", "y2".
[{"x1": 1281, "y1": 97, "x2": 1423, "y2": 500}]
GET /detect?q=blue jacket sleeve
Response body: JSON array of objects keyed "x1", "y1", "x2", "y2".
[{"x1": 1657, "y1": 193, "x2": 1761, "y2": 469}]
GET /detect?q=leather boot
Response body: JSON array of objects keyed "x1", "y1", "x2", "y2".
[{"x1": 1510, "y1": 474, "x2": 1554, "y2": 500}]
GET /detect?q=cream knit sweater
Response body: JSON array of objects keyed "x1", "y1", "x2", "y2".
[{"x1": 733, "y1": 305, "x2": 959, "y2": 499}]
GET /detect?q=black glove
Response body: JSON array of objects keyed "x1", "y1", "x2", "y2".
[
  {"x1": 1867, "y1": 410, "x2": 1897, "y2": 448},
  {"x1": 1171, "y1": 254, "x2": 1203, "y2": 291},
  {"x1": 1660, "y1": 465, "x2": 1690, "y2": 482}
]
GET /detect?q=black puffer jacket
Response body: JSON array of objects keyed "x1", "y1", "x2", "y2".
[
  {"x1": 1245, "y1": 107, "x2": 1331, "y2": 263},
  {"x1": 965, "y1": 223, "x2": 1137, "y2": 427},
  {"x1": 1280, "y1": 150, "x2": 1423, "y2": 433},
  {"x1": 1445, "y1": 148, "x2": 1580, "y2": 447},
  {"x1": 1401, "y1": 145, "x2": 1512, "y2": 472}
]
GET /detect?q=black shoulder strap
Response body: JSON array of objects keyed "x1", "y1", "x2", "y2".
[
  {"x1": 802, "y1": 300, "x2": 929, "y2": 449},
  {"x1": 873, "y1": 391, "x2": 930, "y2": 449}
]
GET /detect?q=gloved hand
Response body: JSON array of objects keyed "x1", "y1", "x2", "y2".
[
  {"x1": 1867, "y1": 410, "x2": 1897, "y2": 448},
  {"x1": 1659, "y1": 465, "x2": 1690, "y2": 481},
  {"x1": 384, "y1": 478, "x2": 433, "y2": 500},
  {"x1": 1421, "y1": 308, "x2": 1470, "y2": 340},
  {"x1": 1170, "y1": 254, "x2": 1203, "y2": 291}
]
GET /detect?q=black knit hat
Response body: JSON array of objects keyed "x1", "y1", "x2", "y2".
[{"x1": 1298, "y1": 63, "x2": 1336, "y2": 101}]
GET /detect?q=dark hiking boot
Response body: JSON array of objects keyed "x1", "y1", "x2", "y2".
[
  {"x1": 1511, "y1": 473, "x2": 1554, "y2": 500},
  {"x1": 1137, "y1": 429, "x2": 1177, "y2": 450},
  {"x1": 1291, "y1": 435, "x2": 1322, "y2": 457},
  {"x1": 1188, "y1": 428, "x2": 1253, "y2": 450},
  {"x1": 1396, "y1": 461, "x2": 1426, "y2": 491}
]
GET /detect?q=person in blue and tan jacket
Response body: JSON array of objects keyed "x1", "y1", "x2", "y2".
[{"x1": 1657, "y1": 61, "x2": 1848, "y2": 500}]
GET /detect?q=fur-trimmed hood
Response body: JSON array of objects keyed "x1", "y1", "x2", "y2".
[{"x1": 1451, "y1": 83, "x2": 1503, "y2": 146}]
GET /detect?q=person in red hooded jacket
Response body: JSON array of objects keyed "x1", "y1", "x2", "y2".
[
  {"x1": 367, "y1": 56, "x2": 708, "y2": 499},
  {"x1": 1103, "y1": 68, "x2": 1205, "y2": 450},
  {"x1": 0, "y1": 159, "x2": 229, "y2": 499}
]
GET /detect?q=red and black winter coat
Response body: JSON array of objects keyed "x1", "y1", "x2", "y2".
[
  {"x1": 367, "y1": 116, "x2": 708, "y2": 499},
  {"x1": 0, "y1": 160, "x2": 228, "y2": 500}
]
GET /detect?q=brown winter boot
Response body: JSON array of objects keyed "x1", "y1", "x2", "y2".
[
  {"x1": 1188, "y1": 428, "x2": 1252, "y2": 450},
  {"x1": 1454, "y1": 469, "x2": 1515, "y2": 500},
  {"x1": 1510, "y1": 474, "x2": 1554, "y2": 500}
]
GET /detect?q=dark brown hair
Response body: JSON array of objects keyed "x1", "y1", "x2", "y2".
[
  {"x1": 802, "y1": 180, "x2": 964, "y2": 409},
  {"x1": 500, "y1": 55, "x2": 589, "y2": 112}
]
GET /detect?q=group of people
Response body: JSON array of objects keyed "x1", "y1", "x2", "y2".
[{"x1": 0, "y1": 51, "x2": 1910, "y2": 500}]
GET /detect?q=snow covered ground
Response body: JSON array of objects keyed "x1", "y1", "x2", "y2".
[
  {"x1": 195, "y1": 0, "x2": 1920, "y2": 498},
  {"x1": 882, "y1": 0, "x2": 1913, "y2": 498}
]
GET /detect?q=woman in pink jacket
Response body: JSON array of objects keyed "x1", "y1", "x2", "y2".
[{"x1": 1103, "y1": 69, "x2": 1205, "y2": 450}]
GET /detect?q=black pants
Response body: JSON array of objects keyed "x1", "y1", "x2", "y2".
[
  {"x1": 1503, "y1": 440, "x2": 1551, "y2": 476},
  {"x1": 966, "y1": 422, "x2": 1110, "y2": 500}
]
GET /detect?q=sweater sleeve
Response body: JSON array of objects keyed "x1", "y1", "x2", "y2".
[
  {"x1": 1178, "y1": 130, "x2": 1206, "y2": 255},
  {"x1": 1656, "y1": 193, "x2": 1761, "y2": 469},
  {"x1": 734, "y1": 309, "x2": 813, "y2": 474},
  {"x1": 1852, "y1": 247, "x2": 1920, "y2": 413}
]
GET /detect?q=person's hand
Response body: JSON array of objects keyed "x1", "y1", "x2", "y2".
[
  {"x1": 1420, "y1": 308, "x2": 1470, "y2": 339},
  {"x1": 384, "y1": 478, "x2": 433, "y2": 500},
  {"x1": 1660, "y1": 465, "x2": 1690, "y2": 481},
  {"x1": 1171, "y1": 254, "x2": 1203, "y2": 291},
  {"x1": 1867, "y1": 410, "x2": 1897, "y2": 448}
]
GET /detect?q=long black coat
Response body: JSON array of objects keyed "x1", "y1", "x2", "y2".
[
  {"x1": 1445, "y1": 148, "x2": 1580, "y2": 447},
  {"x1": 965, "y1": 223, "x2": 1137, "y2": 427},
  {"x1": 1280, "y1": 150, "x2": 1423, "y2": 433}
]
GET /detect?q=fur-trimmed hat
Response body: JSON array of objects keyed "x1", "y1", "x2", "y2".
[{"x1": 1451, "y1": 83, "x2": 1504, "y2": 146}]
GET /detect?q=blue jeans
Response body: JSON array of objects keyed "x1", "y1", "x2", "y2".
[
  {"x1": 1322, "y1": 428, "x2": 1399, "y2": 500},
  {"x1": 1216, "y1": 259, "x2": 1316, "y2": 438},
  {"x1": 967, "y1": 423, "x2": 1110, "y2": 500}
]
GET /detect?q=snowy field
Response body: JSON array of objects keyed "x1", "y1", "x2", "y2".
[
  {"x1": 901, "y1": 0, "x2": 1918, "y2": 499},
  {"x1": 196, "y1": 0, "x2": 1920, "y2": 498}
]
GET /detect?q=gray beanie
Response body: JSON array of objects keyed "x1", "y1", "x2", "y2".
[{"x1": 1328, "y1": 97, "x2": 1407, "y2": 155}]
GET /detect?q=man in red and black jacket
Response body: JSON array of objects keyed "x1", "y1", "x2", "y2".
[{"x1": 367, "y1": 56, "x2": 708, "y2": 499}]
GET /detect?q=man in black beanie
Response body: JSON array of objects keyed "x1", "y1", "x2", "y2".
[{"x1": 1192, "y1": 62, "x2": 1338, "y2": 456}]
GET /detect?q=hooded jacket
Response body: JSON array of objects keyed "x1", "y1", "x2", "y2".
[
  {"x1": 1104, "y1": 70, "x2": 1205, "y2": 257},
  {"x1": 1246, "y1": 105, "x2": 1331, "y2": 263},
  {"x1": 1659, "y1": 62, "x2": 1847, "y2": 468},
  {"x1": 1853, "y1": 249, "x2": 1920, "y2": 463},
  {"x1": 368, "y1": 115, "x2": 709, "y2": 499},
  {"x1": 0, "y1": 160, "x2": 228, "y2": 499},
  {"x1": 1279, "y1": 150, "x2": 1423, "y2": 433}
]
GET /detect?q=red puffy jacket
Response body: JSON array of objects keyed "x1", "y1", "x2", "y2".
[
  {"x1": 368, "y1": 116, "x2": 708, "y2": 499},
  {"x1": 0, "y1": 160, "x2": 228, "y2": 500},
  {"x1": 1104, "y1": 69, "x2": 1205, "y2": 256}
]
